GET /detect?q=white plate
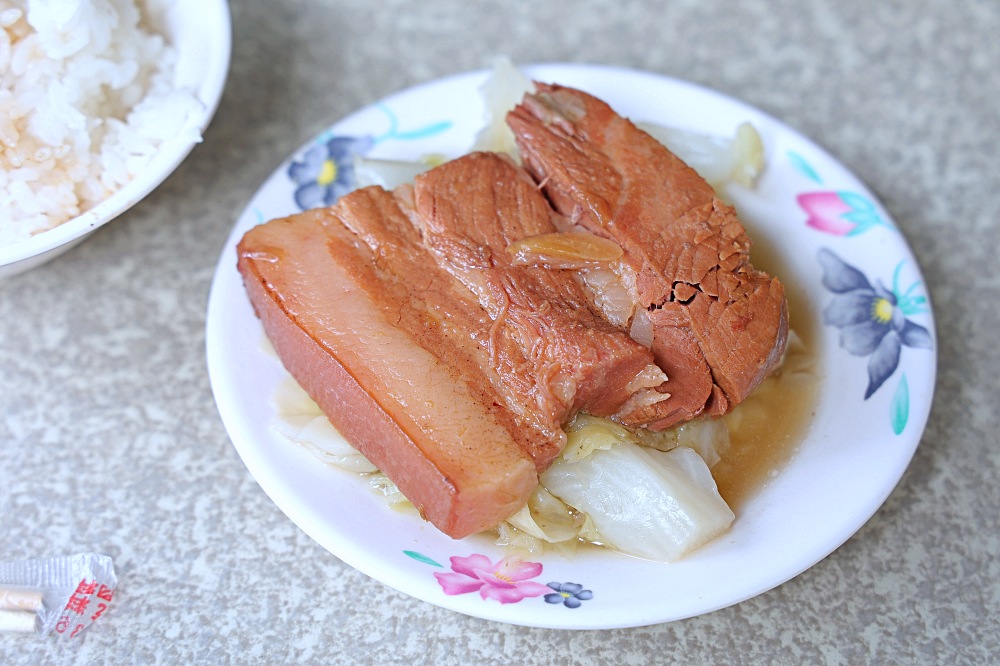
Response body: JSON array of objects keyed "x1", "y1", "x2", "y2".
[{"x1": 206, "y1": 64, "x2": 936, "y2": 629}]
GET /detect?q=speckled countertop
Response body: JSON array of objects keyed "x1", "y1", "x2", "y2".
[{"x1": 1, "y1": 0, "x2": 998, "y2": 663}]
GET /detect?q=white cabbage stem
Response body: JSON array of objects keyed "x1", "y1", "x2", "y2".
[{"x1": 540, "y1": 444, "x2": 734, "y2": 562}]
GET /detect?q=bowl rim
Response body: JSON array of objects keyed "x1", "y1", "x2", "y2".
[{"x1": 0, "y1": 0, "x2": 233, "y2": 270}]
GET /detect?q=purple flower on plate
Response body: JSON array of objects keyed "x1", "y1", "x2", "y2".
[
  {"x1": 544, "y1": 582, "x2": 593, "y2": 608},
  {"x1": 818, "y1": 249, "x2": 933, "y2": 398},
  {"x1": 287, "y1": 136, "x2": 373, "y2": 210},
  {"x1": 434, "y1": 554, "x2": 551, "y2": 604}
]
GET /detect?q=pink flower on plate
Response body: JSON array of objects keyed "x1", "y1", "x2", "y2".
[
  {"x1": 798, "y1": 191, "x2": 857, "y2": 235},
  {"x1": 797, "y1": 191, "x2": 888, "y2": 237},
  {"x1": 434, "y1": 554, "x2": 551, "y2": 604}
]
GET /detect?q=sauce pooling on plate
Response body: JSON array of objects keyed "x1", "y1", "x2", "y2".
[{"x1": 713, "y1": 236, "x2": 820, "y2": 508}]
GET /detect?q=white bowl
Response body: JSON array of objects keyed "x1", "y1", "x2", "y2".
[{"x1": 0, "y1": 0, "x2": 232, "y2": 279}]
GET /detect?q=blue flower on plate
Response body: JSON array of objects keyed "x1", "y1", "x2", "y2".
[
  {"x1": 544, "y1": 582, "x2": 593, "y2": 609},
  {"x1": 288, "y1": 136, "x2": 373, "y2": 210},
  {"x1": 818, "y1": 248, "x2": 933, "y2": 399}
]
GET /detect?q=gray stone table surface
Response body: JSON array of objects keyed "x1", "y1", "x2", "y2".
[{"x1": 2, "y1": 0, "x2": 998, "y2": 663}]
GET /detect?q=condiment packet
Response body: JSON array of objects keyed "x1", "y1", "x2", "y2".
[{"x1": 0, "y1": 553, "x2": 117, "y2": 640}]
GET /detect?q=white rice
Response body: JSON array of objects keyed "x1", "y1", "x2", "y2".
[{"x1": 0, "y1": 0, "x2": 202, "y2": 246}]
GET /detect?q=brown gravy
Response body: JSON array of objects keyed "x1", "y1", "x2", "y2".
[{"x1": 711, "y1": 238, "x2": 821, "y2": 509}]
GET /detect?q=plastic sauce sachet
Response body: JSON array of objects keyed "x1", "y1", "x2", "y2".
[{"x1": 0, "y1": 553, "x2": 117, "y2": 640}]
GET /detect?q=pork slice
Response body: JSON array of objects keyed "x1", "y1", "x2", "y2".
[
  {"x1": 401, "y1": 152, "x2": 668, "y2": 454},
  {"x1": 335, "y1": 184, "x2": 567, "y2": 471},
  {"x1": 236, "y1": 199, "x2": 537, "y2": 539},
  {"x1": 508, "y1": 83, "x2": 789, "y2": 429}
]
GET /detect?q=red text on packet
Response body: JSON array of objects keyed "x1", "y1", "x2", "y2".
[{"x1": 54, "y1": 577, "x2": 115, "y2": 638}]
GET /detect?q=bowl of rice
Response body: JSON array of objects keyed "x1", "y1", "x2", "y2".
[{"x1": 0, "y1": 0, "x2": 231, "y2": 278}]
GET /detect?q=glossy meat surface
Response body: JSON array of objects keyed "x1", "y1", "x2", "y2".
[
  {"x1": 404, "y1": 152, "x2": 667, "y2": 461},
  {"x1": 237, "y1": 160, "x2": 669, "y2": 537},
  {"x1": 508, "y1": 83, "x2": 789, "y2": 428},
  {"x1": 237, "y1": 203, "x2": 538, "y2": 538}
]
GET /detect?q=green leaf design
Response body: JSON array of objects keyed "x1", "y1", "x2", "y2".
[
  {"x1": 374, "y1": 103, "x2": 452, "y2": 143},
  {"x1": 788, "y1": 150, "x2": 823, "y2": 184},
  {"x1": 394, "y1": 121, "x2": 454, "y2": 141},
  {"x1": 404, "y1": 550, "x2": 444, "y2": 567},
  {"x1": 891, "y1": 374, "x2": 910, "y2": 435},
  {"x1": 839, "y1": 192, "x2": 890, "y2": 235}
]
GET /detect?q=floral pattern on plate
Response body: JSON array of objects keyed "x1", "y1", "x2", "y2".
[
  {"x1": 789, "y1": 150, "x2": 893, "y2": 237},
  {"x1": 818, "y1": 248, "x2": 933, "y2": 396},
  {"x1": 288, "y1": 136, "x2": 374, "y2": 210},
  {"x1": 405, "y1": 551, "x2": 594, "y2": 609},
  {"x1": 789, "y1": 149, "x2": 933, "y2": 435},
  {"x1": 286, "y1": 104, "x2": 452, "y2": 211}
]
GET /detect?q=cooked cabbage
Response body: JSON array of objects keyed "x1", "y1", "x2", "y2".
[
  {"x1": 470, "y1": 55, "x2": 533, "y2": 156},
  {"x1": 540, "y1": 439, "x2": 734, "y2": 562},
  {"x1": 270, "y1": 378, "x2": 378, "y2": 473},
  {"x1": 368, "y1": 472, "x2": 416, "y2": 512},
  {"x1": 492, "y1": 414, "x2": 733, "y2": 562},
  {"x1": 504, "y1": 486, "x2": 584, "y2": 543},
  {"x1": 562, "y1": 412, "x2": 730, "y2": 466},
  {"x1": 636, "y1": 120, "x2": 765, "y2": 190},
  {"x1": 353, "y1": 155, "x2": 434, "y2": 190}
]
